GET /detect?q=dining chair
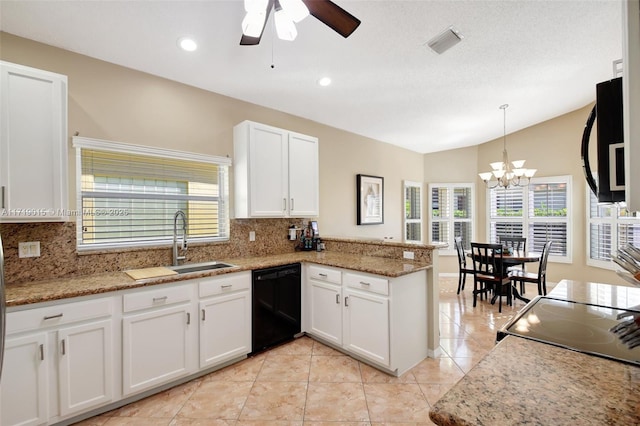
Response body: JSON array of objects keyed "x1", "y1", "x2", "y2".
[
  {"x1": 509, "y1": 241, "x2": 553, "y2": 296},
  {"x1": 499, "y1": 236, "x2": 527, "y2": 293},
  {"x1": 470, "y1": 242, "x2": 512, "y2": 313},
  {"x1": 454, "y1": 236, "x2": 474, "y2": 294}
]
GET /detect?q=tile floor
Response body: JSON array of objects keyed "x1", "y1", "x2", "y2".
[{"x1": 75, "y1": 276, "x2": 553, "y2": 426}]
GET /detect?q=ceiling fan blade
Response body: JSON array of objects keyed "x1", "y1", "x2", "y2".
[
  {"x1": 304, "y1": 0, "x2": 361, "y2": 38},
  {"x1": 240, "y1": 0, "x2": 274, "y2": 45}
]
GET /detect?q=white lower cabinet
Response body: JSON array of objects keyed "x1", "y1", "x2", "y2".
[
  {"x1": 198, "y1": 271, "x2": 251, "y2": 368},
  {"x1": 1, "y1": 333, "x2": 48, "y2": 426},
  {"x1": 342, "y1": 288, "x2": 390, "y2": 367},
  {"x1": 122, "y1": 286, "x2": 196, "y2": 396},
  {"x1": 306, "y1": 265, "x2": 427, "y2": 376},
  {"x1": 58, "y1": 319, "x2": 113, "y2": 417},
  {"x1": 308, "y1": 278, "x2": 343, "y2": 346},
  {"x1": 1, "y1": 297, "x2": 114, "y2": 426}
]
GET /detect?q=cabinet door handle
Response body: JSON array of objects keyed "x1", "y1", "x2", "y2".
[
  {"x1": 283, "y1": 198, "x2": 287, "y2": 211},
  {"x1": 44, "y1": 313, "x2": 63, "y2": 320},
  {"x1": 153, "y1": 296, "x2": 168, "y2": 303},
  {"x1": 61, "y1": 339, "x2": 66, "y2": 355},
  {"x1": 344, "y1": 296, "x2": 349, "y2": 307},
  {"x1": 1, "y1": 186, "x2": 5, "y2": 209},
  {"x1": 291, "y1": 198, "x2": 294, "y2": 211},
  {"x1": 335, "y1": 294, "x2": 340, "y2": 304},
  {"x1": 39, "y1": 344, "x2": 44, "y2": 361},
  {"x1": 186, "y1": 312, "x2": 191, "y2": 325},
  {"x1": 202, "y1": 309, "x2": 206, "y2": 321},
  {"x1": 359, "y1": 281, "x2": 371, "y2": 286}
]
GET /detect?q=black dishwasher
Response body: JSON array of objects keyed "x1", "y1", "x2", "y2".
[{"x1": 251, "y1": 263, "x2": 301, "y2": 354}]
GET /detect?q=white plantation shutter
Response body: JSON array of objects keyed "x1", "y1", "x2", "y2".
[
  {"x1": 74, "y1": 137, "x2": 230, "y2": 250},
  {"x1": 404, "y1": 182, "x2": 422, "y2": 243},
  {"x1": 488, "y1": 176, "x2": 571, "y2": 262},
  {"x1": 429, "y1": 183, "x2": 474, "y2": 253},
  {"x1": 587, "y1": 178, "x2": 640, "y2": 268}
]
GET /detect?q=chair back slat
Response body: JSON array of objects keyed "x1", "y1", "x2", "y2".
[
  {"x1": 470, "y1": 242, "x2": 506, "y2": 280},
  {"x1": 499, "y1": 236, "x2": 527, "y2": 253},
  {"x1": 454, "y1": 236, "x2": 467, "y2": 268}
]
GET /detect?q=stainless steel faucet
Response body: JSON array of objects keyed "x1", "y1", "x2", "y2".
[{"x1": 173, "y1": 210, "x2": 187, "y2": 266}]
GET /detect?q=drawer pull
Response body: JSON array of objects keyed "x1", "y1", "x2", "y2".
[
  {"x1": 319, "y1": 273, "x2": 328, "y2": 278},
  {"x1": 344, "y1": 296, "x2": 349, "y2": 307},
  {"x1": 186, "y1": 312, "x2": 191, "y2": 325},
  {"x1": 61, "y1": 339, "x2": 66, "y2": 355},
  {"x1": 202, "y1": 309, "x2": 206, "y2": 321},
  {"x1": 359, "y1": 281, "x2": 371, "y2": 286},
  {"x1": 283, "y1": 198, "x2": 287, "y2": 211},
  {"x1": 44, "y1": 313, "x2": 63, "y2": 320},
  {"x1": 39, "y1": 344, "x2": 44, "y2": 361},
  {"x1": 335, "y1": 294, "x2": 340, "y2": 304},
  {"x1": 152, "y1": 296, "x2": 168, "y2": 303},
  {"x1": 221, "y1": 284, "x2": 233, "y2": 289}
]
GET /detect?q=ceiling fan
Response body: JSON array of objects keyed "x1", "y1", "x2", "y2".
[{"x1": 240, "y1": 0, "x2": 361, "y2": 45}]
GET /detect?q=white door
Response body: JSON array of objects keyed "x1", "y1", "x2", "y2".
[
  {"x1": 0, "y1": 333, "x2": 48, "y2": 426},
  {"x1": 308, "y1": 281, "x2": 342, "y2": 345},
  {"x1": 0, "y1": 61, "x2": 67, "y2": 219},
  {"x1": 288, "y1": 132, "x2": 319, "y2": 217},
  {"x1": 248, "y1": 123, "x2": 288, "y2": 217},
  {"x1": 57, "y1": 320, "x2": 113, "y2": 417},
  {"x1": 343, "y1": 289, "x2": 390, "y2": 367},
  {"x1": 122, "y1": 304, "x2": 194, "y2": 396},
  {"x1": 199, "y1": 291, "x2": 251, "y2": 368}
]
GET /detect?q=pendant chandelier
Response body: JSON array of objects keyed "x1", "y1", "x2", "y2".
[{"x1": 479, "y1": 104, "x2": 536, "y2": 189}]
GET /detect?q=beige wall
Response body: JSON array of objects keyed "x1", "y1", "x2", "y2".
[
  {"x1": 425, "y1": 104, "x2": 627, "y2": 286},
  {"x1": 0, "y1": 32, "x2": 423, "y2": 240}
]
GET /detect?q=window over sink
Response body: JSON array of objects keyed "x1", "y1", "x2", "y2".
[{"x1": 73, "y1": 137, "x2": 230, "y2": 251}]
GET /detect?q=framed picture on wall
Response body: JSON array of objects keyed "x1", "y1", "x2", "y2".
[{"x1": 357, "y1": 174, "x2": 384, "y2": 225}]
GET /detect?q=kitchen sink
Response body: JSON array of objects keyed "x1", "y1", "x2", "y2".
[{"x1": 168, "y1": 261, "x2": 236, "y2": 274}]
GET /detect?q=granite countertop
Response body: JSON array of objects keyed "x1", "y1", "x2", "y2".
[
  {"x1": 429, "y1": 279, "x2": 640, "y2": 425},
  {"x1": 429, "y1": 336, "x2": 640, "y2": 425},
  {"x1": 5, "y1": 251, "x2": 432, "y2": 308}
]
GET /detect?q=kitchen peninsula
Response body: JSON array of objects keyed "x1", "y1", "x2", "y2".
[{"x1": 429, "y1": 279, "x2": 640, "y2": 426}]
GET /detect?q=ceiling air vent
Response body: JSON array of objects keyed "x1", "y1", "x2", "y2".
[{"x1": 426, "y1": 26, "x2": 463, "y2": 54}]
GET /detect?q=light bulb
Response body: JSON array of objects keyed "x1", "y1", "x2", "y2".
[
  {"x1": 242, "y1": 11, "x2": 267, "y2": 37},
  {"x1": 279, "y1": 0, "x2": 309, "y2": 23},
  {"x1": 275, "y1": 8, "x2": 297, "y2": 41}
]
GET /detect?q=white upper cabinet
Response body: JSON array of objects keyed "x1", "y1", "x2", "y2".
[
  {"x1": 233, "y1": 120, "x2": 319, "y2": 218},
  {"x1": 0, "y1": 61, "x2": 68, "y2": 222}
]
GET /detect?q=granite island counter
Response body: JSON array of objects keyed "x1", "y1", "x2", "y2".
[{"x1": 429, "y1": 279, "x2": 640, "y2": 426}]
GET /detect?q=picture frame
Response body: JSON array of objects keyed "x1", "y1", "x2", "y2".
[{"x1": 357, "y1": 174, "x2": 384, "y2": 225}]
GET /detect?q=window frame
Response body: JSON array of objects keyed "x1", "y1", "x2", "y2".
[
  {"x1": 486, "y1": 175, "x2": 572, "y2": 264},
  {"x1": 72, "y1": 136, "x2": 231, "y2": 251},
  {"x1": 586, "y1": 182, "x2": 640, "y2": 270},
  {"x1": 428, "y1": 182, "x2": 475, "y2": 255},
  {"x1": 403, "y1": 180, "x2": 423, "y2": 243}
]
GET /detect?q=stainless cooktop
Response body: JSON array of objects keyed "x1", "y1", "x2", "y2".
[{"x1": 498, "y1": 296, "x2": 640, "y2": 366}]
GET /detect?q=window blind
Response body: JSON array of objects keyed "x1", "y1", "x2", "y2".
[
  {"x1": 429, "y1": 183, "x2": 475, "y2": 253},
  {"x1": 75, "y1": 139, "x2": 230, "y2": 250}
]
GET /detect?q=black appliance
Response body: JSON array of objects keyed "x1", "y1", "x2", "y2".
[
  {"x1": 251, "y1": 263, "x2": 301, "y2": 354},
  {"x1": 581, "y1": 76, "x2": 625, "y2": 203},
  {"x1": 497, "y1": 296, "x2": 640, "y2": 366}
]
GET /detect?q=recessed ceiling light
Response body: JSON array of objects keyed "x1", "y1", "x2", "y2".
[
  {"x1": 318, "y1": 77, "x2": 331, "y2": 87},
  {"x1": 178, "y1": 37, "x2": 198, "y2": 52}
]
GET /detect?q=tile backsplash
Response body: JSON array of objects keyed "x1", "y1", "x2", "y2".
[{"x1": 0, "y1": 218, "x2": 306, "y2": 284}]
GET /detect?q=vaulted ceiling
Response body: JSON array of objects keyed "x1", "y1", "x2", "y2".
[{"x1": 0, "y1": 0, "x2": 623, "y2": 153}]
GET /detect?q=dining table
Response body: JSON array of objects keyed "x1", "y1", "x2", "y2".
[{"x1": 466, "y1": 249, "x2": 541, "y2": 304}]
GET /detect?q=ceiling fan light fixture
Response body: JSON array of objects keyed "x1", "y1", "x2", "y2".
[
  {"x1": 279, "y1": 0, "x2": 309, "y2": 23},
  {"x1": 274, "y1": 8, "x2": 297, "y2": 41},
  {"x1": 242, "y1": 11, "x2": 267, "y2": 37},
  {"x1": 426, "y1": 26, "x2": 463, "y2": 54}
]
